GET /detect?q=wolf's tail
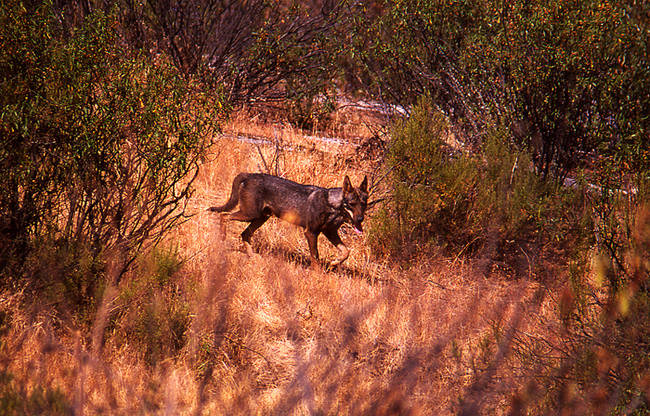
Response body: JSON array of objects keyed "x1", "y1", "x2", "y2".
[{"x1": 207, "y1": 173, "x2": 248, "y2": 213}]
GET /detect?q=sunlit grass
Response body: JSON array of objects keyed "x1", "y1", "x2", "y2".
[{"x1": 0, "y1": 109, "x2": 558, "y2": 415}]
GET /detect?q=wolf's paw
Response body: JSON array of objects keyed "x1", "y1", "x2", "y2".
[
  {"x1": 325, "y1": 257, "x2": 346, "y2": 272},
  {"x1": 236, "y1": 241, "x2": 255, "y2": 257},
  {"x1": 308, "y1": 258, "x2": 324, "y2": 272},
  {"x1": 329, "y1": 259, "x2": 342, "y2": 268},
  {"x1": 329, "y1": 244, "x2": 349, "y2": 268}
]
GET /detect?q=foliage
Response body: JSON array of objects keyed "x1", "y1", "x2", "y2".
[
  {"x1": 114, "y1": 247, "x2": 190, "y2": 366},
  {"x1": 369, "y1": 95, "x2": 587, "y2": 261},
  {"x1": 514, "y1": 204, "x2": 650, "y2": 414},
  {"x1": 358, "y1": 5, "x2": 649, "y2": 408},
  {"x1": 368, "y1": 95, "x2": 476, "y2": 257},
  {"x1": 50, "y1": 0, "x2": 351, "y2": 108},
  {"x1": 286, "y1": 89, "x2": 338, "y2": 131},
  {"x1": 0, "y1": 3, "x2": 223, "y2": 291},
  {"x1": 351, "y1": 0, "x2": 649, "y2": 179},
  {"x1": 0, "y1": 371, "x2": 72, "y2": 416}
]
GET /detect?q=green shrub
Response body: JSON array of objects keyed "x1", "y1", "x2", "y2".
[
  {"x1": 151, "y1": 246, "x2": 183, "y2": 287},
  {"x1": 352, "y1": 0, "x2": 649, "y2": 179},
  {"x1": 0, "y1": 371, "x2": 72, "y2": 416},
  {"x1": 23, "y1": 237, "x2": 106, "y2": 323},
  {"x1": 476, "y1": 129, "x2": 588, "y2": 245},
  {"x1": 114, "y1": 247, "x2": 190, "y2": 366},
  {"x1": 286, "y1": 88, "x2": 337, "y2": 131},
  {"x1": 369, "y1": 95, "x2": 587, "y2": 262},
  {"x1": 368, "y1": 95, "x2": 478, "y2": 258},
  {"x1": 0, "y1": 2, "x2": 224, "y2": 301}
]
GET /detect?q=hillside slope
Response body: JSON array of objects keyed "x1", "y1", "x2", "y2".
[{"x1": 1, "y1": 117, "x2": 558, "y2": 415}]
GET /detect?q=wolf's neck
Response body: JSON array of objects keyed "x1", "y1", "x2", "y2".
[{"x1": 326, "y1": 188, "x2": 343, "y2": 208}]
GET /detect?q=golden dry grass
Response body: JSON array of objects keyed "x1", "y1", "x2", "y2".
[
  {"x1": 224, "y1": 102, "x2": 387, "y2": 145},
  {"x1": 1, "y1": 110, "x2": 561, "y2": 415}
]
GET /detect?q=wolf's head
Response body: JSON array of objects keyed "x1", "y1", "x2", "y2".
[{"x1": 342, "y1": 175, "x2": 368, "y2": 233}]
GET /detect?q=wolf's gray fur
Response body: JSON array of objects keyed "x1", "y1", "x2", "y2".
[{"x1": 208, "y1": 173, "x2": 368, "y2": 266}]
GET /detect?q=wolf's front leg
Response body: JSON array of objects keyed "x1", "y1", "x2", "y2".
[
  {"x1": 216, "y1": 213, "x2": 228, "y2": 241},
  {"x1": 324, "y1": 229, "x2": 349, "y2": 266},
  {"x1": 330, "y1": 244, "x2": 349, "y2": 267}
]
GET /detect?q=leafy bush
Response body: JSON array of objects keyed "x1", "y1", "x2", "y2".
[
  {"x1": 114, "y1": 247, "x2": 190, "y2": 366},
  {"x1": 0, "y1": 3, "x2": 223, "y2": 295},
  {"x1": 352, "y1": 0, "x2": 649, "y2": 179},
  {"x1": 0, "y1": 371, "x2": 72, "y2": 416},
  {"x1": 286, "y1": 89, "x2": 338, "y2": 131},
  {"x1": 368, "y1": 95, "x2": 477, "y2": 257},
  {"x1": 68, "y1": 0, "x2": 349, "y2": 107},
  {"x1": 369, "y1": 95, "x2": 587, "y2": 263},
  {"x1": 514, "y1": 204, "x2": 650, "y2": 413}
]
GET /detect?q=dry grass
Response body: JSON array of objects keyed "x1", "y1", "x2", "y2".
[
  {"x1": 0, "y1": 110, "x2": 560, "y2": 415},
  {"x1": 224, "y1": 102, "x2": 387, "y2": 144}
]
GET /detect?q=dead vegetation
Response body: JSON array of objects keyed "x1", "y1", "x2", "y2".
[
  {"x1": 0, "y1": 108, "x2": 562, "y2": 415},
  {"x1": 2, "y1": 2, "x2": 647, "y2": 414}
]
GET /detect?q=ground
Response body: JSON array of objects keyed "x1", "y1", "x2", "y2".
[{"x1": 1, "y1": 106, "x2": 562, "y2": 415}]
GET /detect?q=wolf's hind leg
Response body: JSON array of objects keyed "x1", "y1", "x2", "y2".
[
  {"x1": 234, "y1": 216, "x2": 267, "y2": 257},
  {"x1": 305, "y1": 230, "x2": 320, "y2": 266},
  {"x1": 217, "y1": 214, "x2": 227, "y2": 240},
  {"x1": 241, "y1": 216, "x2": 269, "y2": 243},
  {"x1": 229, "y1": 210, "x2": 257, "y2": 222}
]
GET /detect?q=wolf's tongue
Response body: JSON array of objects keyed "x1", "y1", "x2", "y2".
[{"x1": 354, "y1": 226, "x2": 363, "y2": 235}]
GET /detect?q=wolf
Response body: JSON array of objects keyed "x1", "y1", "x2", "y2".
[{"x1": 208, "y1": 173, "x2": 368, "y2": 266}]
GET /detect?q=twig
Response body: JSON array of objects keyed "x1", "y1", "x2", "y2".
[
  {"x1": 426, "y1": 278, "x2": 447, "y2": 290},
  {"x1": 367, "y1": 197, "x2": 387, "y2": 209},
  {"x1": 517, "y1": 244, "x2": 533, "y2": 278},
  {"x1": 256, "y1": 143, "x2": 271, "y2": 174},
  {"x1": 216, "y1": 333, "x2": 279, "y2": 384},
  {"x1": 509, "y1": 155, "x2": 519, "y2": 186},
  {"x1": 451, "y1": 236, "x2": 482, "y2": 266}
]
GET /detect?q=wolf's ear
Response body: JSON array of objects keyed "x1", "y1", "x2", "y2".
[
  {"x1": 360, "y1": 176, "x2": 368, "y2": 193},
  {"x1": 343, "y1": 175, "x2": 352, "y2": 193}
]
